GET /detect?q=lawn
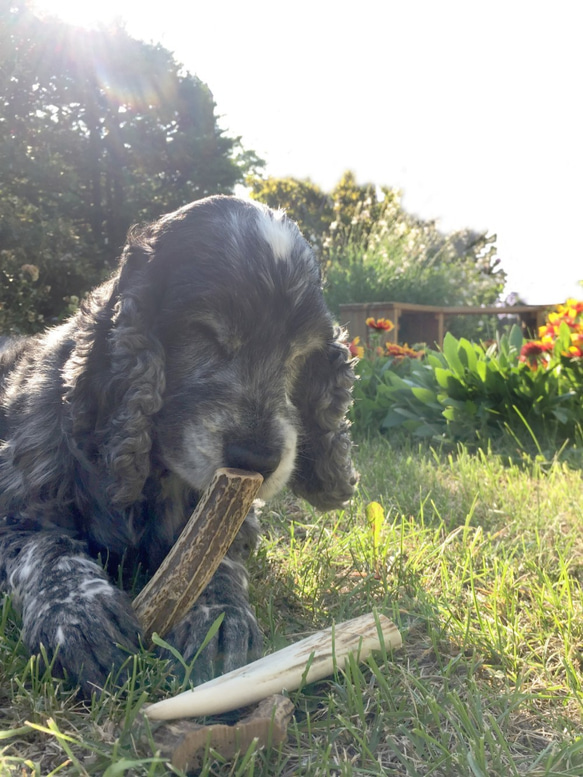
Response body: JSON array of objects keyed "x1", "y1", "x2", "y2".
[{"x1": 2, "y1": 436, "x2": 583, "y2": 775}]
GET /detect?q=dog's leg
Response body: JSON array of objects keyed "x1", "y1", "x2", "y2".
[
  {"x1": 164, "y1": 510, "x2": 263, "y2": 681},
  {"x1": 164, "y1": 555, "x2": 263, "y2": 681},
  {"x1": 0, "y1": 530, "x2": 141, "y2": 695}
]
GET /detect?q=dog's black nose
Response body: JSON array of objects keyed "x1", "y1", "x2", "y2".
[{"x1": 225, "y1": 442, "x2": 281, "y2": 478}]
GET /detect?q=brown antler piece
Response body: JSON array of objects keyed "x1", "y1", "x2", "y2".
[
  {"x1": 132, "y1": 467, "x2": 263, "y2": 640},
  {"x1": 150, "y1": 695, "x2": 295, "y2": 772}
]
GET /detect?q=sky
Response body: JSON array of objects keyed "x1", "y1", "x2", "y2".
[{"x1": 33, "y1": 0, "x2": 583, "y2": 304}]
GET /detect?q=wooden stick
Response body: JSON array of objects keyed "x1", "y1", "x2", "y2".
[
  {"x1": 133, "y1": 467, "x2": 263, "y2": 640},
  {"x1": 143, "y1": 612, "x2": 402, "y2": 720}
]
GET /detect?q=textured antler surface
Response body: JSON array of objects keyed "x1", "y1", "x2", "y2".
[{"x1": 133, "y1": 468, "x2": 263, "y2": 640}]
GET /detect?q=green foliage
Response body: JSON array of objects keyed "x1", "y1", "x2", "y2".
[
  {"x1": 327, "y1": 170, "x2": 401, "y2": 246},
  {"x1": 351, "y1": 326, "x2": 583, "y2": 459},
  {"x1": 351, "y1": 350, "x2": 432, "y2": 435},
  {"x1": 324, "y1": 188, "x2": 504, "y2": 322},
  {"x1": 0, "y1": 0, "x2": 262, "y2": 332},
  {"x1": 0, "y1": 194, "x2": 96, "y2": 331}
]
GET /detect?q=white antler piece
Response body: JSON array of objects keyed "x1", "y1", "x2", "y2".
[{"x1": 144, "y1": 612, "x2": 402, "y2": 720}]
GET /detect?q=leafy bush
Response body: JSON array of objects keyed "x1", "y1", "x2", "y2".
[
  {"x1": 350, "y1": 306, "x2": 583, "y2": 459},
  {"x1": 0, "y1": 196, "x2": 101, "y2": 333},
  {"x1": 323, "y1": 182, "x2": 505, "y2": 330}
]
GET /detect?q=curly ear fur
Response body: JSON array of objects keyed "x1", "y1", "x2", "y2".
[
  {"x1": 102, "y1": 239, "x2": 166, "y2": 506},
  {"x1": 289, "y1": 327, "x2": 358, "y2": 510},
  {"x1": 65, "y1": 231, "x2": 166, "y2": 509}
]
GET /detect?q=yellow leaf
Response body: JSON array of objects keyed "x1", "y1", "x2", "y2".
[{"x1": 365, "y1": 501, "x2": 384, "y2": 550}]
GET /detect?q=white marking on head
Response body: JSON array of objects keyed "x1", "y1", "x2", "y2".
[{"x1": 253, "y1": 204, "x2": 297, "y2": 262}]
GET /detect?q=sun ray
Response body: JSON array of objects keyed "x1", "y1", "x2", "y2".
[{"x1": 32, "y1": 0, "x2": 130, "y2": 29}]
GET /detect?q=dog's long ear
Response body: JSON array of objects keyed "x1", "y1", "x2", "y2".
[
  {"x1": 66, "y1": 227, "x2": 166, "y2": 511},
  {"x1": 289, "y1": 327, "x2": 358, "y2": 510},
  {"x1": 102, "y1": 233, "x2": 166, "y2": 506}
]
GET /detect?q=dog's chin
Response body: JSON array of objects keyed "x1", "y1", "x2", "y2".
[
  {"x1": 256, "y1": 423, "x2": 298, "y2": 500},
  {"x1": 256, "y1": 460, "x2": 295, "y2": 500}
]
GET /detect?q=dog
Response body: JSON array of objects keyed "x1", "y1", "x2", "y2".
[{"x1": 0, "y1": 196, "x2": 357, "y2": 695}]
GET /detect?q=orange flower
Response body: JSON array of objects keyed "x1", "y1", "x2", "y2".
[
  {"x1": 385, "y1": 343, "x2": 423, "y2": 360},
  {"x1": 532, "y1": 299, "x2": 583, "y2": 364},
  {"x1": 565, "y1": 345, "x2": 583, "y2": 358},
  {"x1": 558, "y1": 299, "x2": 583, "y2": 317},
  {"x1": 365, "y1": 317, "x2": 394, "y2": 332},
  {"x1": 538, "y1": 324, "x2": 555, "y2": 343},
  {"x1": 348, "y1": 336, "x2": 365, "y2": 359}
]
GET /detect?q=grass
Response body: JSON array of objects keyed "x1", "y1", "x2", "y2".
[{"x1": 2, "y1": 436, "x2": 583, "y2": 775}]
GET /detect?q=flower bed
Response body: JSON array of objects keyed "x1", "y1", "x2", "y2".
[{"x1": 349, "y1": 305, "x2": 583, "y2": 459}]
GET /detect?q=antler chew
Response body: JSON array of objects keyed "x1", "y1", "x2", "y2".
[
  {"x1": 144, "y1": 612, "x2": 402, "y2": 720},
  {"x1": 132, "y1": 467, "x2": 263, "y2": 640},
  {"x1": 152, "y1": 695, "x2": 295, "y2": 772}
]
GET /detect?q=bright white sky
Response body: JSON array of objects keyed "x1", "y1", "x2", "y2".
[{"x1": 33, "y1": 0, "x2": 583, "y2": 304}]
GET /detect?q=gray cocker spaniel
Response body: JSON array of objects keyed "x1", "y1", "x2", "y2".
[{"x1": 0, "y1": 196, "x2": 357, "y2": 695}]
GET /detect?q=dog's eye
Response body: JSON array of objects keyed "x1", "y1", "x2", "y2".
[
  {"x1": 285, "y1": 349, "x2": 313, "y2": 382},
  {"x1": 287, "y1": 350, "x2": 306, "y2": 369},
  {"x1": 190, "y1": 321, "x2": 237, "y2": 359},
  {"x1": 288, "y1": 336, "x2": 325, "y2": 366},
  {"x1": 191, "y1": 321, "x2": 219, "y2": 341}
]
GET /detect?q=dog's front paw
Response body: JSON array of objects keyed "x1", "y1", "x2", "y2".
[
  {"x1": 165, "y1": 601, "x2": 263, "y2": 683},
  {"x1": 21, "y1": 580, "x2": 142, "y2": 696},
  {"x1": 6, "y1": 535, "x2": 143, "y2": 695}
]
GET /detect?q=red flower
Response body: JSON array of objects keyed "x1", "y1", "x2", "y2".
[{"x1": 519, "y1": 340, "x2": 552, "y2": 370}]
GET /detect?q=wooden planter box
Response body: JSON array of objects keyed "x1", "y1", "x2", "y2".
[{"x1": 339, "y1": 301, "x2": 551, "y2": 348}]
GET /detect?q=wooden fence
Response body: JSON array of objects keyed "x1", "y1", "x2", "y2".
[{"x1": 339, "y1": 301, "x2": 551, "y2": 348}]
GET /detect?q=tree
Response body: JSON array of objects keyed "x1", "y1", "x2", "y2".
[
  {"x1": 326, "y1": 170, "x2": 403, "y2": 256},
  {"x1": 0, "y1": 0, "x2": 262, "y2": 332}
]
